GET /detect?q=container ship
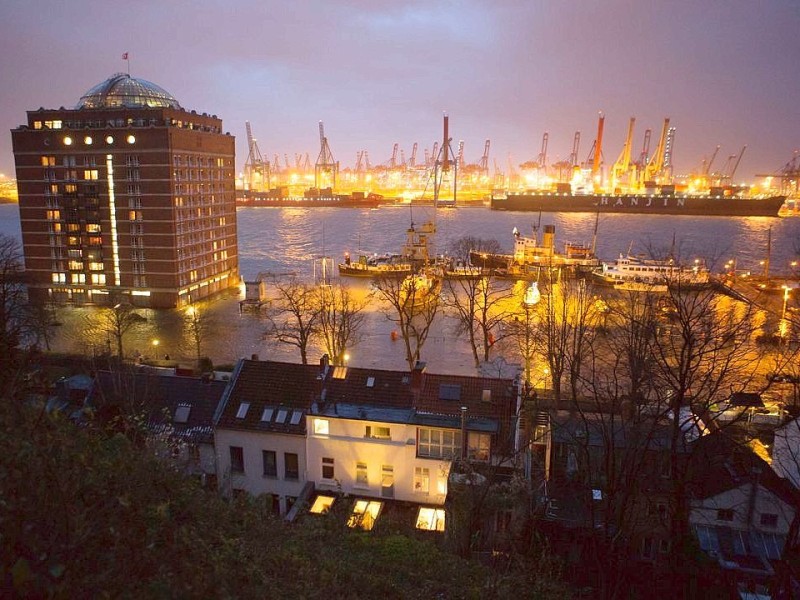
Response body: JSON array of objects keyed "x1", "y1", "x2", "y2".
[
  {"x1": 237, "y1": 187, "x2": 389, "y2": 208},
  {"x1": 490, "y1": 184, "x2": 785, "y2": 217}
]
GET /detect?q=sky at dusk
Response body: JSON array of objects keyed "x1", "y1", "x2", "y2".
[{"x1": 1, "y1": 0, "x2": 798, "y2": 181}]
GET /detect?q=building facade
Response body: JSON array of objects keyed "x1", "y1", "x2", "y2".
[{"x1": 11, "y1": 73, "x2": 238, "y2": 308}]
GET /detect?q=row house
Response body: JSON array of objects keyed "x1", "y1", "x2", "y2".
[{"x1": 213, "y1": 356, "x2": 519, "y2": 530}]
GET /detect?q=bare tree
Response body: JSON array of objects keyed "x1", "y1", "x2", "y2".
[
  {"x1": 90, "y1": 297, "x2": 146, "y2": 359},
  {"x1": 373, "y1": 274, "x2": 441, "y2": 370},
  {"x1": 316, "y1": 283, "x2": 367, "y2": 366},
  {"x1": 442, "y1": 276, "x2": 515, "y2": 368},
  {"x1": 184, "y1": 305, "x2": 214, "y2": 368},
  {"x1": 264, "y1": 276, "x2": 319, "y2": 364}
]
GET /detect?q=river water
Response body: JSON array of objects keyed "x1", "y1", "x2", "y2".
[{"x1": 1, "y1": 203, "x2": 798, "y2": 375}]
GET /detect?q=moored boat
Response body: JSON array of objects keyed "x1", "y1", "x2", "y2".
[{"x1": 593, "y1": 253, "x2": 710, "y2": 288}]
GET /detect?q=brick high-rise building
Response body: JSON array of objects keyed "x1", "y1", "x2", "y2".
[{"x1": 11, "y1": 73, "x2": 239, "y2": 308}]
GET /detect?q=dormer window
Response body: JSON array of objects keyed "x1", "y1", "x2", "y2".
[{"x1": 235, "y1": 402, "x2": 250, "y2": 419}]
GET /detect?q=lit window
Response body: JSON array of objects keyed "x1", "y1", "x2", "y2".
[
  {"x1": 313, "y1": 418, "x2": 329, "y2": 435},
  {"x1": 355, "y1": 462, "x2": 368, "y2": 486},
  {"x1": 84, "y1": 170, "x2": 99, "y2": 180},
  {"x1": 127, "y1": 134, "x2": 136, "y2": 144},
  {"x1": 34, "y1": 121, "x2": 42, "y2": 130},
  {"x1": 84, "y1": 136, "x2": 92, "y2": 145},
  {"x1": 332, "y1": 366, "x2": 347, "y2": 379},
  {"x1": 51, "y1": 273, "x2": 66, "y2": 284},
  {"x1": 414, "y1": 467, "x2": 430, "y2": 494},
  {"x1": 322, "y1": 457, "x2": 334, "y2": 480},
  {"x1": 381, "y1": 465, "x2": 394, "y2": 498},
  {"x1": 347, "y1": 500, "x2": 382, "y2": 531},
  {"x1": 416, "y1": 508, "x2": 446, "y2": 532},
  {"x1": 310, "y1": 495, "x2": 336, "y2": 514},
  {"x1": 106, "y1": 135, "x2": 114, "y2": 144},
  {"x1": 417, "y1": 427, "x2": 462, "y2": 459},
  {"x1": 236, "y1": 402, "x2": 250, "y2": 419},
  {"x1": 63, "y1": 136, "x2": 72, "y2": 146},
  {"x1": 86, "y1": 223, "x2": 101, "y2": 233},
  {"x1": 467, "y1": 432, "x2": 491, "y2": 462},
  {"x1": 366, "y1": 425, "x2": 390, "y2": 440},
  {"x1": 70, "y1": 273, "x2": 85, "y2": 284},
  {"x1": 90, "y1": 274, "x2": 106, "y2": 285}
]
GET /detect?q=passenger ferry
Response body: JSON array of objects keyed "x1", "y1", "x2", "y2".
[{"x1": 592, "y1": 254, "x2": 710, "y2": 288}]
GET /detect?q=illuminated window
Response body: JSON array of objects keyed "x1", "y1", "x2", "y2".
[
  {"x1": 417, "y1": 428, "x2": 462, "y2": 459},
  {"x1": 64, "y1": 184, "x2": 77, "y2": 193},
  {"x1": 309, "y1": 495, "x2": 336, "y2": 514},
  {"x1": 347, "y1": 500, "x2": 382, "y2": 531},
  {"x1": 322, "y1": 457, "x2": 334, "y2": 480},
  {"x1": 45, "y1": 120, "x2": 62, "y2": 129},
  {"x1": 126, "y1": 134, "x2": 136, "y2": 144},
  {"x1": 366, "y1": 425, "x2": 390, "y2": 440},
  {"x1": 467, "y1": 432, "x2": 491, "y2": 462},
  {"x1": 70, "y1": 273, "x2": 85, "y2": 284},
  {"x1": 414, "y1": 467, "x2": 430, "y2": 494},
  {"x1": 88, "y1": 236, "x2": 102, "y2": 246},
  {"x1": 88, "y1": 262, "x2": 103, "y2": 271},
  {"x1": 381, "y1": 465, "x2": 394, "y2": 498},
  {"x1": 63, "y1": 136, "x2": 72, "y2": 146},
  {"x1": 416, "y1": 508, "x2": 446, "y2": 532},
  {"x1": 90, "y1": 274, "x2": 106, "y2": 285},
  {"x1": 313, "y1": 418, "x2": 329, "y2": 435},
  {"x1": 68, "y1": 260, "x2": 83, "y2": 270},
  {"x1": 84, "y1": 170, "x2": 99, "y2": 180},
  {"x1": 46, "y1": 210, "x2": 60, "y2": 220},
  {"x1": 41, "y1": 156, "x2": 56, "y2": 166},
  {"x1": 51, "y1": 273, "x2": 66, "y2": 284},
  {"x1": 355, "y1": 462, "x2": 368, "y2": 486},
  {"x1": 34, "y1": 121, "x2": 42, "y2": 130},
  {"x1": 86, "y1": 223, "x2": 100, "y2": 233}
]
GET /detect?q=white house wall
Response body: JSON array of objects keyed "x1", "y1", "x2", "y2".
[
  {"x1": 773, "y1": 420, "x2": 800, "y2": 489},
  {"x1": 690, "y1": 483, "x2": 795, "y2": 534},
  {"x1": 214, "y1": 428, "x2": 307, "y2": 510},
  {"x1": 307, "y1": 415, "x2": 451, "y2": 505}
]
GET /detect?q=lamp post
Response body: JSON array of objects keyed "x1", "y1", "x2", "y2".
[{"x1": 523, "y1": 281, "x2": 541, "y2": 388}]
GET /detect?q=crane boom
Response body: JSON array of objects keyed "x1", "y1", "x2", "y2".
[
  {"x1": 644, "y1": 118, "x2": 670, "y2": 183},
  {"x1": 611, "y1": 117, "x2": 635, "y2": 190}
]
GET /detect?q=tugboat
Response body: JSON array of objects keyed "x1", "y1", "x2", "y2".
[
  {"x1": 338, "y1": 220, "x2": 436, "y2": 278},
  {"x1": 400, "y1": 268, "x2": 442, "y2": 311}
]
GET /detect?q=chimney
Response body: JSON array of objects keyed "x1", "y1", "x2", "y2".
[
  {"x1": 411, "y1": 361, "x2": 426, "y2": 390},
  {"x1": 319, "y1": 354, "x2": 330, "y2": 379},
  {"x1": 251, "y1": 354, "x2": 259, "y2": 361}
]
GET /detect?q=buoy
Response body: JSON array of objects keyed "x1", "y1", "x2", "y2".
[{"x1": 390, "y1": 331, "x2": 398, "y2": 341}]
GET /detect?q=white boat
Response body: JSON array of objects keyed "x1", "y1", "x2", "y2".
[
  {"x1": 593, "y1": 253, "x2": 710, "y2": 288},
  {"x1": 615, "y1": 280, "x2": 669, "y2": 293}
]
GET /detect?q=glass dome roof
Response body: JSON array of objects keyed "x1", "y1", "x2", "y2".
[{"x1": 76, "y1": 73, "x2": 181, "y2": 110}]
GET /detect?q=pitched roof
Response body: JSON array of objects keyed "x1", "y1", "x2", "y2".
[
  {"x1": 91, "y1": 370, "x2": 225, "y2": 443},
  {"x1": 215, "y1": 359, "x2": 320, "y2": 434}
]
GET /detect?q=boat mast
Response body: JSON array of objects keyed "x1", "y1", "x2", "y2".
[{"x1": 764, "y1": 225, "x2": 772, "y2": 278}]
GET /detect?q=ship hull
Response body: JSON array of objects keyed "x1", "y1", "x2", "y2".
[
  {"x1": 490, "y1": 192, "x2": 785, "y2": 217},
  {"x1": 237, "y1": 195, "x2": 385, "y2": 209}
]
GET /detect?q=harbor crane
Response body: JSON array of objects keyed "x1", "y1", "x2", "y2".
[
  {"x1": 756, "y1": 151, "x2": 800, "y2": 197},
  {"x1": 479, "y1": 139, "x2": 491, "y2": 177},
  {"x1": 643, "y1": 118, "x2": 671, "y2": 185},
  {"x1": 432, "y1": 113, "x2": 457, "y2": 206},
  {"x1": 315, "y1": 121, "x2": 338, "y2": 189},
  {"x1": 610, "y1": 117, "x2": 636, "y2": 191},
  {"x1": 457, "y1": 140, "x2": 465, "y2": 169},
  {"x1": 243, "y1": 121, "x2": 270, "y2": 192},
  {"x1": 409, "y1": 142, "x2": 419, "y2": 168},
  {"x1": 569, "y1": 131, "x2": 581, "y2": 169},
  {"x1": 389, "y1": 143, "x2": 399, "y2": 168},
  {"x1": 719, "y1": 145, "x2": 747, "y2": 185},
  {"x1": 583, "y1": 112, "x2": 605, "y2": 191}
]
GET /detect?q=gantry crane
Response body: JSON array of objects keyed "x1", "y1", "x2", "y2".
[
  {"x1": 610, "y1": 117, "x2": 636, "y2": 191},
  {"x1": 389, "y1": 143, "x2": 399, "y2": 168},
  {"x1": 755, "y1": 151, "x2": 800, "y2": 197},
  {"x1": 643, "y1": 118, "x2": 671, "y2": 185},
  {"x1": 583, "y1": 113, "x2": 605, "y2": 191},
  {"x1": 315, "y1": 121, "x2": 338, "y2": 189},
  {"x1": 243, "y1": 121, "x2": 270, "y2": 192},
  {"x1": 457, "y1": 140, "x2": 465, "y2": 170},
  {"x1": 479, "y1": 139, "x2": 491, "y2": 177},
  {"x1": 409, "y1": 143, "x2": 419, "y2": 168}
]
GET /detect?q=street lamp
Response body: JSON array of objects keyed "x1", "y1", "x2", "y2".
[{"x1": 523, "y1": 281, "x2": 541, "y2": 388}]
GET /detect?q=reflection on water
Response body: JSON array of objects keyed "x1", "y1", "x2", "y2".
[{"x1": 1, "y1": 203, "x2": 800, "y2": 374}]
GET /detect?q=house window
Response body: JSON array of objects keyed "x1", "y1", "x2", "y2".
[
  {"x1": 760, "y1": 513, "x2": 778, "y2": 528},
  {"x1": 640, "y1": 536, "x2": 655, "y2": 560},
  {"x1": 235, "y1": 402, "x2": 250, "y2": 419},
  {"x1": 275, "y1": 409, "x2": 288, "y2": 424},
  {"x1": 467, "y1": 432, "x2": 491, "y2": 461},
  {"x1": 355, "y1": 462, "x2": 368, "y2": 486},
  {"x1": 262, "y1": 450, "x2": 277, "y2": 477},
  {"x1": 347, "y1": 500, "x2": 382, "y2": 531},
  {"x1": 261, "y1": 407, "x2": 274, "y2": 422},
  {"x1": 229, "y1": 446, "x2": 244, "y2": 474},
  {"x1": 716, "y1": 508, "x2": 734, "y2": 522},
  {"x1": 416, "y1": 507, "x2": 446, "y2": 532},
  {"x1": 414, "y1": 467, "x2": 430, "y2": 494},
  {"x1": 366, "y1": 425, "x2": 390, "y2": 440},
  {"x1": 313, "y1": 418, "x2": 329, "y2": 435},
  {"x1": 381, "y1": 465, "x2": 394, "y2": 498},
  {"x1": 309, "y1": 495, "x2": 335, "y2": 514},
  {"x1": 284, "y1": 453, "x2": 299, "y2": 480},
  {"x1": 322, "y1": 457, "x2": 335, "y2": 480},
  {"x1": 174, "y1": 404, "x2": 191, "y2": 424},
  {"x1": 417, "y1": 427, "x2": 462, "y2": 459},
  {"x1": 659, "y1": 539, "x2": 670, "y2": 554}
]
